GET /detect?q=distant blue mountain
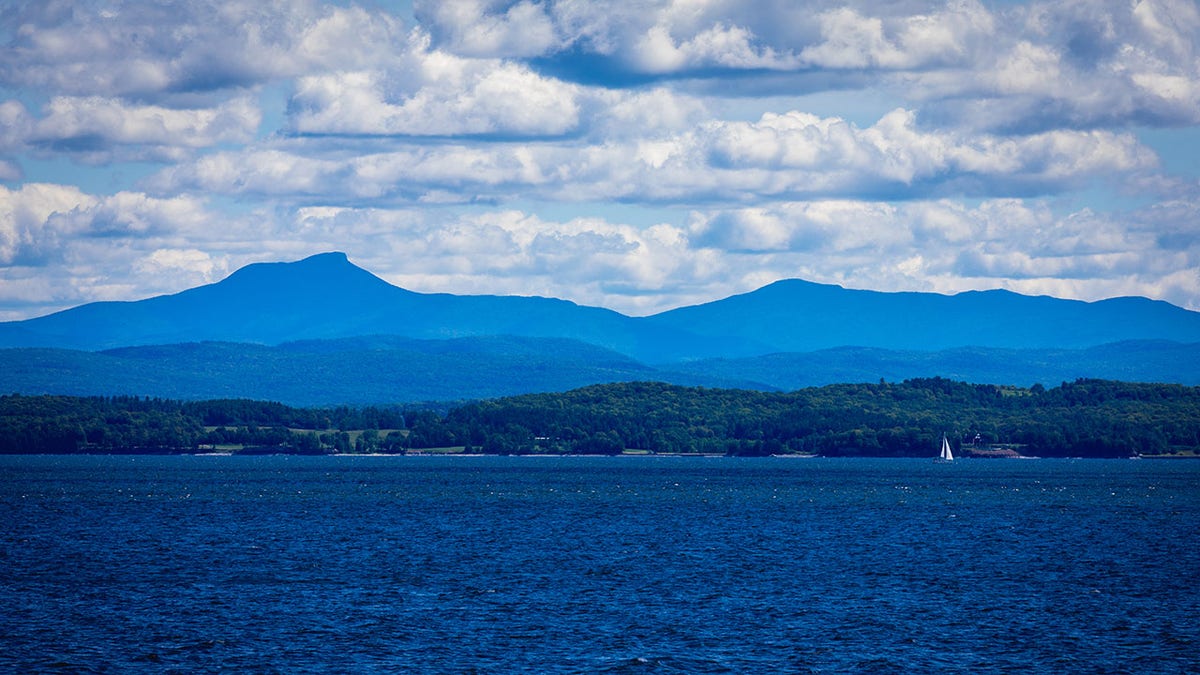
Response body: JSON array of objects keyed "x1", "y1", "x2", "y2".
[
  {"x1": 645, "y1": 278, "x2": 1200, "y2": 352},
  {"x1": 4, "y1": 252, "x2": 1199, "y2": 358},
  {"x1": 0, "y1": 253, "x2": 754, "y2": 362}
]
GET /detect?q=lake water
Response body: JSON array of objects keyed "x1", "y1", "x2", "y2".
[{"x1": 1, "y1": 455, "x2": 1197, "y2": 673}]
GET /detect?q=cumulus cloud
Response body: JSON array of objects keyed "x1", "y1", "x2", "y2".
[
  {"x1": 419, "y1": 0, "x2": 994, "y2": 72},
  {"x1": 0, "y1": 1, "x2": 407, "y2": 98},
  {"x1": 0, "y1": 183, "x2": 98, "y2": 265},
  {"x1": 4, "y1": 179, "x2": 1197, "y2": 322},
  {"x1": 0, "y1": 183, "x2": 219, "y2": 265},
  {"x1": 152, "y1": 107, "x2": 1158, "y2": 205},
  {"x1": 906, "y1": 0, "x2": 1200, "y2": 130},
  {"x1": 686, "y1": 197, "x2": 1199, "y2": 310},
  {"x1": 690, "y1": 201, "x2": 910, "y2": 253},
  {"x1": 18, "y1": 96, "x2": 261, "y2": 163},
  {"x1": 285, "y1": 199, "x2": 1198, "y2": 314},
  {"x1": 585, "y1": 87, "x2": 710, "y2": 140},
  {"x1": 799, "y1": 3, "x2": 993, "y2": 70},
  {"x1": 0, "y1": 100, "x2": 34, "y2": 153},
  {"x1": 2, "y1": 0, "x2": 1198, "y2": 322},
  {"x1": 420, "y1": 0, "x2": 959, "y2": 72},
  {"x1": 34, "y1": 96, "x2": 259, "y2": 147},
  {"x1": 0, "y1": 182, "x2": 263, "y2": 317},
  {"x1": 6, "y1": 0, "x2": 1195, "y2": 136},
  {"x1": 412, "y1": 0, "x2": 1199, "y2": 132},
  {"x1": 135, "y1": 248, "x2": 222, "y2": 281},
  {"x1": 284, "y1": 27, "x2": 712, "y2": 140},
  {"x1": 288, "y1": 44, "x2": 582, "y2": 137},
  {"x1": 626, "y1": 21, "x2": 800, "y2": 74},
  {"x1": 416, "y1": 0, "x2": 560, "y2": 58},
  {"x1": 0, "y1": 1, "x2": 404, "y2": 162}
]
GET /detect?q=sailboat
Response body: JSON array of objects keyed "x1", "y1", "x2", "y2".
[{"x1": 936, "y1": 434, "x2": 954, "y2": 462}]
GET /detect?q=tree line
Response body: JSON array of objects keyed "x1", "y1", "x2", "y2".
[{"x1": 2, "y1": 379, "x2": 1198, "y2": 457}]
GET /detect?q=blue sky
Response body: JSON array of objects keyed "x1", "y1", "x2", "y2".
[{"x1": 2, "y1": 0, "x2": 1199, "y2": 321}]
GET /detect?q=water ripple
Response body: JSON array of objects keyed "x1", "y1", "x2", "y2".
[{"x1": 1, "y1": 455, "x2": 1198, "y2": 673}]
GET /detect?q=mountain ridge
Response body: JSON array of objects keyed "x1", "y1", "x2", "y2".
[
  {"x1": 0, "y1": 253, "x2": 755, "y2": 361},
  {"x1": 3, "y1": 251, "x2": 1199, "y2": 363},
  {"x1": 0, "y1": 336, "x2": 769, "y2": 406},
  {"x1": 646, "y1": 277, "x2": 1200, "y2": 351}
]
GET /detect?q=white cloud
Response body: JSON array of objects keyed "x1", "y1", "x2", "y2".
[
  {"x1": 3, "y1": 184, "x2": 1197, "y2": 323},
  {"x1": 152, "y1": 107, "x2": 1158, "y2": 205},
  {"x1": 409, "y1": 0, "x2": 1200, "y2": 133},
  {"x1": 646, "y1": 195, "x2": 1197, "y2": 310},
  {"x1": 289, "y1": 56, "x2": 581, "y2": 137},
  {"x1": 284, "y1": 30, "x2": 708, "y2": 141},
  {"x1": 907, "y1": 0, "x2": 1200, "y2": 130},
  {"x1": 0, "y1": 183, "x2": 98, "y2": 265},
  {"x1": 290, "y1": 4, "x2": 412, "y2": 71},
  {"x1": 0, "y1": 183, "x2": 260, "y2": 317},
  {"x1": 0, "y1": 101, "x2": 34, "y2": 154},
  {"x1": 416, "y1": 0, "x2": 559, "y2": 58},
  {"x1": 6, "y1": 0, "x2": 1193, "y2": 136},
  {"x1": 799, "y1": 2, "x2": 994, "y2": 70},
  {"x1": 135, "y1": 248, "x2": 223, "y2": 283},
  {"x1": 587, "y1": 88, "x2": 710, "y2": 140},
  {"x1": 1, "y1": 1, "x2": 408, "y2": 98},
  {"x1": 2, "y1": 0, "x2": 1198, "y2": 322},
  {"x1": 34, "y1": 96, "x2": 259, "y2": 147},
  {"x1": 210, "y1": 198, "x2": 1200, "y2": 315},
  {"x1": 19, "y1": 96, "x2": 261, "y2": 163},
  {"x1": 418, "y1": 0, "x2": 996, "y2": 73},
  {"x1": 703, "y1": 108, "x2": 1156, "y2": 193},
  {"x1": 0, "y1": 182, "x2": 220, "y2": 268},
  {"x1": 628, "y1": 21, "x2": 798, "y2": 73},
  {"x1": 0, "y1": 2, "x2": 403, "y2": 163},
  {"x1": 684, "y1": 197, "x2": 1200, "y2": 310},
  {"x1": 1130, "y1": 0, "x2": 1200, "y2": 63},
  {"x1": 690, "y1": 201, "x2": 910, "y2": 253},
  {"x1": 154, "y1": 149, "x2": 345, "y2": 197}
]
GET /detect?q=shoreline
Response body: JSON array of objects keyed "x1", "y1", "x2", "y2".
[{"x1": 6, "y1": 451, "x2": 1195, "y2": 459}]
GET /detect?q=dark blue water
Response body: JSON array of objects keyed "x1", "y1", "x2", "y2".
[{"x1": 2, "y1": 456, "x2": 1197, "y2": 673}]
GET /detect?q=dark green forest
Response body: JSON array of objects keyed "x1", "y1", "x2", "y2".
[{"x1": 2, "y1": 378, "x2": 1199, "y2": 458}]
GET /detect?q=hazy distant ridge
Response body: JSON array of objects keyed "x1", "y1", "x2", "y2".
[{"x1": 3, "y1": 337, "x2": 1199, "y2": 406}]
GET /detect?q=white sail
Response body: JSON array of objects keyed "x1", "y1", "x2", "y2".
[{"x1": 939, "y1": 435, "x2": 954, "y2": 461}]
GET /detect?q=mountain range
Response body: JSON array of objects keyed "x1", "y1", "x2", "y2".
[{"x1": 3, "y1": 252, "x2": 1199, "y2": 405}]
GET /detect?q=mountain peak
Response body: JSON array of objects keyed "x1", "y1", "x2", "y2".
[
  {"x1": 225, "y1": 251, "x2": 353, "y2": 279},
  {"x1": 292, "y1": 251, "x2": 351, "y2": 268},
  {"x1": 215, "y1": 251, "x2": 397, "y2": 296},
  {"x1": 310, "y1": 251, "x2": 348, "y2": 262}
]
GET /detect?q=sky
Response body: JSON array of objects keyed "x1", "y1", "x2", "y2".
[{"x1": 1, "y1": 0, "x2": 1199, "y2": 322}]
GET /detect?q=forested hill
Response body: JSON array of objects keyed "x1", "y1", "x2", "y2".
[
  {"x1": 441, "y1": 379, "x2": 1200, "y2": 457},
  {"x1": 3, "y1": 379, "x2": 1198, "y2": 458}
]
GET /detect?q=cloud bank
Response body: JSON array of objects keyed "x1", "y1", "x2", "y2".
[{"x1": 1, "y1": 0, "x2": 1198, "y2": 320}]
